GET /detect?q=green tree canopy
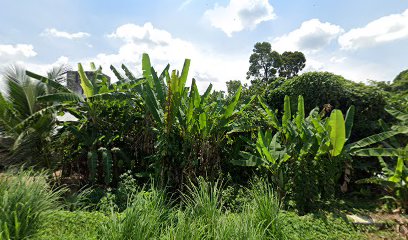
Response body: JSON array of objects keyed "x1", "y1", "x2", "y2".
[
  {"x1": 246, "y1": 42, "x2": 281, "y2": 83},
  {"x1": 246, "y1": 42, "x2": 306, "y2": 84},
  {"x1": 279, "y1": 51, "x2": 306, "y2": 79},
  {"x1": 392, "y1": 69, "x2": 408, "y2": 92}
]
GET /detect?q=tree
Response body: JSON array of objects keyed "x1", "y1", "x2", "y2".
[
  {"x1": 279, "y1": 51, "x2": 306, "y2": 79},
  {"x1": 392, "y1": 69, "x2": 408, "y2": 92},
  {"x1": 247, "y1": 42, "x2": 306, "y2": 85},
  {"x1": 0, "y1": 65, "x2": 58, "y2": 166},
  {"x1": 247, "y1": 42, "x2": 281, "y2": 83}
]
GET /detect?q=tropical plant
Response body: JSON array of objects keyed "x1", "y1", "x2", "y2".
[
  {"x1": 98, "y1": 185, "x2": 168, "y2": 240},
  {"x1": 266, "y1": 71, "x2": 388, "y2": 142},
  {"x1": 0, "y1": 65, "x2": 59, "y2": 167},
  {"x1": 0, "y1": 169, "x2": 64, "y2": 240},
  {"x1": 352, "y1": 107, "x2": 408, "y2": 209},
  {"x1": 236, "y1": 95, "x2": 354, "y2": 212},
  {"x1": 111, "y1": 53, "x2": 246, "y2": 191},
  {"x1": 27, "y1": 63, "x2": 146, "y2": 185}
]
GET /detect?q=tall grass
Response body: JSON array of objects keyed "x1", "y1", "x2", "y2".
[
  {"x1": 98, "y1": 186, "x2": 169, "y2": 240},
  {"x1": 162, "y1": 177, "x2": 282, "y2": 239},
  {"x1": 246, "y1": 179, "x2": 283, "y2": 239},
  {"x1": 0, "y1": 169, "x2": 64, "y2": 240}
]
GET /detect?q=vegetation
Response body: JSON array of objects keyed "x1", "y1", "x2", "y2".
[
  {"x1": 0, "y1": 169, "x2": 64, "y2": 240},
  {"x1": 0, "y1": 46, "x2": 407, "y2": 239}
]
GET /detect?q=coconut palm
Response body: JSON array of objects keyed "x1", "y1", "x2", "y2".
[{"x1": 0, "y1": 65, "x2": 59, "y2": 166}]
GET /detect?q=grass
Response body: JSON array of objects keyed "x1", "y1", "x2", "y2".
[
  {"x1": 34, "y1": 211, "x2": 107, "y2": 240},
  {"x1": 1, "y1": 171, "x2": 380, "y2": 240},
  {"x1": 0, "y1": 169, "x2": 65, "y2": 240}
]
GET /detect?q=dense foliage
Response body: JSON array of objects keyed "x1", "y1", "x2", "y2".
[
  {"x1": 1, "y1": 51, "x2": 408, "y2": 239},
  {"x1": 265, "y1": 72, "x2": 388, "y2": 142}
]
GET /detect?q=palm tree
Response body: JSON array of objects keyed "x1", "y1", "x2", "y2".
[{"x1": 0, "y1": 65, "x2": 62, "y2": 167}]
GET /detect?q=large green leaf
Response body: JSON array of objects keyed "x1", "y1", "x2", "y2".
[
  {"x1": 352, "y1": 148, "x2": 400, "y2": 157},
  {"x1": 282, "y1": 95, "x2": 291, "y2": 129},
  {"x1": 258, "y1": 96, "x2": 280, "y2": 129},
  {"x1": 78, "y1": 63, "x2": 94, "y2": 98},
  {"x1": 110, "y1": 65, "x2": 125, "y2": 82},
  {"x1": 295, "y1": 95, "x2": 305, "y2": 131},
  {"x1": 222, "y1": 85, "x2": 242, "y2": 119},
  {"x1": 142, "y1": 53, "x2": 153, "y2": 86},
  {"x1": 348, "y1": 130, "x2": 399, "y2": 150},
  {"x1": 329, "y1": 109, "x2": 346, "y2": 156},
  {"x1": 178, "y1": 59, "x2": 191, "y2": 93},
  {"x1": 121, "y1": 64, "x2": 138, "y2": 81},
  {"x1": 26, "y1": 70, "x2": 71, "y2": 93},
  {"x1": 37, "y1": 93, "x2": 84, "y2": 103},
  {"x1": 344, "y1": 105, "x2": 355, "y2": 141},
  {"x1": 386, "y1": 108, "x2": 408, "y2": 122}
]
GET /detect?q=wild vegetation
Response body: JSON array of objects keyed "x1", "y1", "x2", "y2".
[{"x1": 1, "y1": 42, "x2": 408, "y2": 239}]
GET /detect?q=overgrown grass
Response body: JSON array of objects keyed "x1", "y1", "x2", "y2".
[
  {"x1": 98, "y1": 186, "x2": 169, "y2": 240},
  {"x1": 34, "y1": 211, "x2": 106, "y2": 240},
  {"x1": 0, "y1": 169, "x2": 64, "y2": 240},
  {"x1": 1, "y1": 171, "x2": 367, "y2": 239}
]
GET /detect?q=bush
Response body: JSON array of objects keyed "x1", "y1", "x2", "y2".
[
  {"x1": 265, "y1": 72, "x2": 388, "y2": 142},
  {"x1": 0, "y1": 169, "x2": 64, "y2": 240},
  {"x1": 34, "y1": 210, "x2": 107, "y2": 240}
]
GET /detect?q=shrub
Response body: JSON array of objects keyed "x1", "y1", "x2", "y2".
[
  {"x1": 0, "y1": 169, "x2": 64, "y2": 240},
  {"x1": 237, "y1": 96, "x2": 353, "y2": 212},
  {"x1": 265, "y1": 72, "x2": 388, "y2": 142}
]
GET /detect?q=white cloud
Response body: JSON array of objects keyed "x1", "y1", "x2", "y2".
[
  {"x1": 98, "y1": 23, "x2": 248, "y2": 90},
  {"x1": 0, "y1": 44, "x2": 37, "y2": 62},
  {"x1": 204, "y1": 0, "x2": 276, "y2": 37},
  {"x1": 272, "y1": 19, "x2": 343, "y2": 53},
  {"x1": 339, "y1": 9, "x2": 408, "y2": 50},
  {"x1": 41, "y1": 28, "x2": 90, "y2": 39},
  {"x1": 329, "y1": 56, "x2": 347, "y2": 63}
]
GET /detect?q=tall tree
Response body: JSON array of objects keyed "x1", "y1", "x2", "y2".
[
  {"x1": 279, "y1": 51, "x2": 306, "y2": 79},
  {"x1": 247, "y1": 42, "x2": 306, "y2": 84},
  {"x1": 246, "y1": 42, "x2": 281, "y2": 83}
]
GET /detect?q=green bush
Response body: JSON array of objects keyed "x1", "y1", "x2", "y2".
[
  {"x1": 34, "y1": 210, "x2": 106, "y2": 240},
  {"x1": 265, "y1": 72, "x2": 388, "y2": 142},
  {"x1": 237, "y1": 96, "x2": 353, "y2": 213},
  {"x1": 0, "y1": 169, "x2": 64, "y2": 240},
  {"x1": 280, "y1": 211, "x2": 364, "y2": 240}
]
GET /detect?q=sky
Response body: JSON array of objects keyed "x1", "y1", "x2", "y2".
[{"x1": 1, "y1": 0, "x2": 408, "y2": 91}]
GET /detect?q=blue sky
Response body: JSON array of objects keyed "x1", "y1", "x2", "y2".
[{"x1": 1, "y1": 0, "x2": 408, "y2": 90}]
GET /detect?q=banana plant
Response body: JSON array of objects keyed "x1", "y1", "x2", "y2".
[
  {"x1": 235, "y1": 95, "x2": 354, "y2": 211},
  {"x1": 352, "y1": 106, "x2": 408, "y2": 209},
  {"x1": 27, "y1": 63, "x2": 142, "y2": 185},
  {"x1": 112, "y1": 53, "x2": 246, "y2": 189},
  {"x1": 237, "y1": 95, "x2": 353, "y2": 169}
]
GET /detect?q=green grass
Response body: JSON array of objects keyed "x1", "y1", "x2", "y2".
[
  {"x1": 34, "y1": 211, "x2": 107, "y2": 240},
  {"x1": 0, "y1": 172, "x2": 373, "y2": 240},
  {"x1": 0, "y1": 169, "x2": 65, "y2": 240}
]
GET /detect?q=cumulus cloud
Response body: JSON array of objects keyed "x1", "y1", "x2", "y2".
[
  {"x1": 339, "y1": 9, "x2": 408, "y2": 50},
  {"x1": 0, "y1": 44, "x2": 37, "y2": 62},
  {"x1": 204, "y1": 0, "x2": 276, "y2": 37},
  {"x1": 41, "y1": 28, "x2": 90, "y2": 39},
  {"x1": 272, "y1": 19, "x2": 343, "y2": 53},
  {"x1": 99, "y1": 22, "x2": 248, "y2": 90}
]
